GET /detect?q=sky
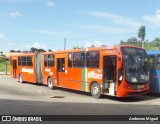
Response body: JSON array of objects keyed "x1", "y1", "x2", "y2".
[{"x1": 0, "y1": 0, "x2": 160, "y2": 51}]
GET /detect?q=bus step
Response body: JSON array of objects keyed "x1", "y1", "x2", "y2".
[{"x1": 104, "y1": 88, "x2": 109, "y2": 93}]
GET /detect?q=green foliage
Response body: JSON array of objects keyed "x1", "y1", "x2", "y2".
[
  {"x1": 48, "y1": 49, "x2": 53, "y2": 52},
  {"x1": 127, "y1": 37, "x2": 137, "y2": 43},
  {"x1": 10, "y1": 50, "x2": 15, "y2": 52},
  {"x1": 120, "y1": 25, "x2": 160, "y2": 50},
  {"x1": 138, "y1": 25, "x2": 146, "y2": 41},
  {"x1": 120, "y1": 37, "x2": 160, "y2": 50},
  {"x1": 0, "y1": 61, "x2": 10, "y2": 73},
  {"x1": 145, "y1": 37, "x2": 160, "y2": 50},
  {"x1": 120, "y1": 38, "x2": 141, "y2": 47},
  {"x1": 73, "y1": 45, "x2": 83, "y2": 49},
  {"x1": 10, "y1": 50, "x2": 21, "y2": 52},
  {"x1": 0, "y1": 57, "x2": 5, "y2": 62},
  {"x1": 30, "y1": 47, "x2": 46, "y2": 52},
  {"x1": 138, "y1": 25, "x2": 146, "y2": 48}
]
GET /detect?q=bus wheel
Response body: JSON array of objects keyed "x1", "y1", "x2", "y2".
[
  {"x1": 91, "y1": 83, "x2": 102, "y2": 98},
  {"x1": 48, "y1": 77, "x2": 53, "y2": 89},
  {"x1": 19, "y1": 74, "x2": 24, "y2": 83}
]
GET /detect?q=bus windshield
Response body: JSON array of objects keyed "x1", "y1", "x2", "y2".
[{"x1": 121, "y1": 47, "x2": 149, "y2": 84}]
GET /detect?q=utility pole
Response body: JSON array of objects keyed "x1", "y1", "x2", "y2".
[
  {"x1": 142, "y1": 39, "x2": 144, "y2": 49},
  {"x1": 5, "y1": 61, "x2": 7, "y2": 75},
  {"x1": 64, "y1": 37, "x2": 66, "y2": 50}
]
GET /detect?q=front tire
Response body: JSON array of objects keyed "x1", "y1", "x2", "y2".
[
  {"x1": 91, "y1": 83, "x2": 102, "y2": 98},
  {"x1": 19, "y1": 74, "x2": 24, "y2": 83},
  {"x1": 47, "y1": 77, "x2": 53, "y2": 89}
]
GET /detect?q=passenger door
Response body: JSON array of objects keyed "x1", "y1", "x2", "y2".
[
  {"x1": 35, "y1": 54, "x2": 43, "y2": 84},
  {"x1": 103, "y1": 55, "x2": 117, "y2": 96},
  {"x1": 12, "y1": 60, "x2": 17, "y2": 78},
  {"x1": 57, "y1": 58, "x2": 65, "y2": 86}
]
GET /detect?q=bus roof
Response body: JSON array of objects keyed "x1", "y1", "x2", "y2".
[
  {"x1": 43, "y1": 45, "x2": 143, "y2": 54},
  {"x1": 10, "y1": 53, "x2": 35, "y2": 57},
  {"x1": 9, "y1": 45, "x2": 144, "y2": 56},
  {"x1": 146, "y1": 50, "x2": 160, "y2": 55}
]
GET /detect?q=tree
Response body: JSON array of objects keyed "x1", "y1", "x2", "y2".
[
  {"x1": 138, "y1": 25, "x2": 146, "y2": 48},
  {"x1": 17, "y1": 50, "x2": 21, "y2": 52},
  {"x1": 48, "y1": 49, "x2": 52, "y2": 52},
  {"x1": 0, "y1": 57, "x2": 5, "y2": 62},
  {"x1": 23, "y1": 50, "x2": 29, "y2": 53},
  {"x1": 10, "y1": 50, "x2": 15, "y2": 52},
  {"x1": 30, "y1": 47, "x2": 46, "y2": 52},
  {"x1": 38, "y1": 49, "x2": 46, "y2": 52},
  {"x1": 146, "y1": 37, "x2": 160, "y2": 50},
  {"x1": 73, "y1": 45, "x2": 82, "y2": 49},
  {"x1": 120, "y1": 40, "x2": 124, "y2": 44},
  {"x1": 127, "y1": 37, "x2": 137, "y2": 43},
  {"x1": 30, "y1": 47, "x2": 37, "y2": 52}
]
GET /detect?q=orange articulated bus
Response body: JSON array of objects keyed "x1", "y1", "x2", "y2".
[
  {"x1": 10, "y1": 45, "x2": 150, "y2": 98},
  {"x1": 10, "y1": 53, "x2": 42, "y2": 84}
]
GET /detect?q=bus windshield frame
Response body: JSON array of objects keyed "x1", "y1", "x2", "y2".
[{"x1": 121, "y1": 47, "x2": 149, "y2": 84}]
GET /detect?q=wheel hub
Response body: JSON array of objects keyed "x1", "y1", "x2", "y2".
[
  {"x1": 49, "y1": 81, "x2": 52, "y2": 87},
  {"x1": 93, "y1": 87, "x2": 99, "y2": 95}
]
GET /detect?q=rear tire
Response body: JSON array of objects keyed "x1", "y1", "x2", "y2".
[
  {"x1": 48, "y1": 77, "x2": 53, "y2": 89},
  {"x1": 19, "y1": 74, "x2": 24, "y2": 83},
  {"x1": 91, "y1": 83, "x2": 102, "y2": 98}
]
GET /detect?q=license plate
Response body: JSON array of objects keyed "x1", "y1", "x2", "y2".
[{"x1": 138, "y1": 85, "x2": 144, "y2": 89}]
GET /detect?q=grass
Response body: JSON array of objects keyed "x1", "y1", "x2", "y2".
[{"x1": 0, "y1": 61, "x2": 10, "y2": 73}]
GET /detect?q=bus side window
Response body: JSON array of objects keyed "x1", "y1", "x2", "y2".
[
  {"x1": 149, "y1": 55, "x2": 156, "y2": 69},
  {"x1": 86, "y1": 51, "x2": 99, "y2": 68},
  {"x1": 68, "y1": 53, "x2": 72, "y2": 68},
  {"x1": 157, "y1": 55, "x2": 160, "y2": 69},
  {"x1": 48, "y1": 54, "x2": 54, "y2": 67},
  {"x1": 18, "y1": 56, "x2": 22, "y2": 66},
  {"x1": 27, "y1": 56, "x2": 33, "y2": 66},
  {"x1": 44, "y1": 55, "x2": 48, "y2": 67},
  {"x1": 21, "y1": 56, "x2": 26, "y2": 66},
  {"x1": 73, "y1": 52, "x2": 85, "y2": 67}
]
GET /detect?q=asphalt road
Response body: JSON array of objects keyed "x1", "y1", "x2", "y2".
[{"x1": 0, "y1": 76, "x2": 160, "y2": 123}]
